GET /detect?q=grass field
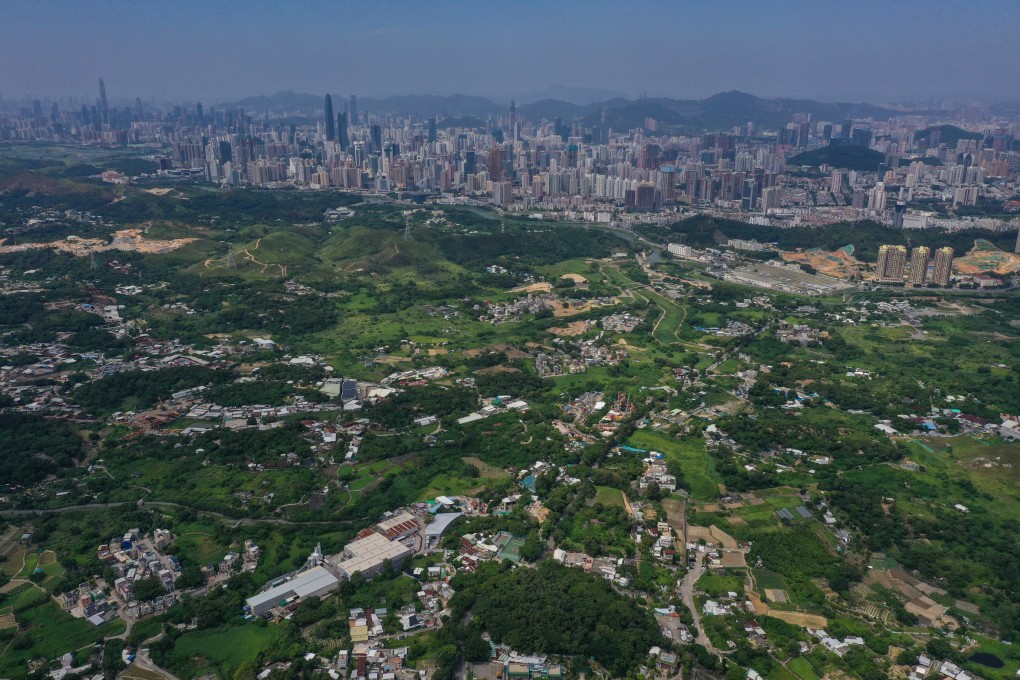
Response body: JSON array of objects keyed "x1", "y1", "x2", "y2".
[
  {"x1": 170, "y1": 624, "x2": 284, "y2": 678},
  {"x1": 752, "y1": 568, "x2": 790, "y2": 591},
  {"x1": 16, "y1": 550, "x2": 64, "y2": 591},
  {"x1": 627, "y1": 430, "x2": 721, "y2": 501},
  {"x1": 788, "y1": 656, "x2": 821, "y2": 680},
  {"x1": 594, "y1": 486, "x2": 626, "y2": 507},
  {"x1": 698, "y1": 572, "x2": 746, "y2": 597}
]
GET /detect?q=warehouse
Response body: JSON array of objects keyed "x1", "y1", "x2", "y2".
[
  {"x1": 337, "y1": 532, "x2": 413, "y2": 579},
  {"x1": 424, "y1": 512, "x2": 463, "y2": 548},
  {"x1": 245, "y1": 566, "x2": 340, "y2": 617}
]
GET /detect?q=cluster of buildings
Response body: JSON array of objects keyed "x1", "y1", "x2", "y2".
[
  {"x1": 875, "y1": 244, "x2": 955, "y2": 286},
  {"x1": 8, "y1": 86, "x2": 1020, "y2": 232}
]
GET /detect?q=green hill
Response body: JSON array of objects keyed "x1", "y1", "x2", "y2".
[
  {"x1": 789, "y1": 144, "x2": 885, "y2": 171},
  {"x1": 914, "y1": 124, "x2": 983, "y2": 148}
]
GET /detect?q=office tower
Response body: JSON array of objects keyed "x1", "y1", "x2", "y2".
[
  {"x1": 370, "y1": 125, "x2": 382, "y2": 153},
  {"x1": 463, "y1": 150, "x2": 476, "y2": 176},
  {"x1": 337, "y1": 112, "x2": 349, "y2": 151},
  {"x1": 893, "y1": 202, "x2": 906, "y2": 229},
  {"x1": 762, "y1": 186, "x2": 782, "y2": 211},
  {"x1": 31, "y1": 100, "x2": 43, "y2": 118},
  {"x1": 427, "y1": 117, "x2": 437, "y2": 144},
  {"x1": 908, "y1": 246, "x2": 930, "y2": 286},
  {"x1": 134, "y1": 97, "x2": 143, "y2": 119},
  {"x1": 98, "y1": 78, "x2": 108, "y2": 122},
  {"x1": 657, "y1": 166, "x2": 677, "y2": 204},
  {"x1": 324, "y1": 94, "x2": 335, "y2": 141},
  {"x1": 741, "y1": 178, "x2": 759, "y2": 211},
  {"x1": 509, "y1": 100, "x2": 516, "y2": 144},
  {"x1": 349, "y1": 94, "x2": 358, "y2": 124},
  {"x1": 876, "y1": 245, "x2": 907, "y2": 280},
  {"x1": 932, "y1": 247, "x2": 954, "y2": 286},
  {"x1": 822, "y1": 123, "x2": 833, "y2": 142},
  {"x1": 852, "y1": 128, "x2": 872, "y2": 147},
  {"x1": 840, "y1": 119, "x2": 852, "y2": 140},
  {"x1": 488, "y1": 145, "x2": 504, "y2": 182},
  {"x1": 798, "y1": 122, "x2": 810, "y2": 148}
]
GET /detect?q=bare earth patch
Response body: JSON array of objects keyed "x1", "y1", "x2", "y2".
[{"x1": 548, "y1": 321, "x2": 591, "y2": 336}]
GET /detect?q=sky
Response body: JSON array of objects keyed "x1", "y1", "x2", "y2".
[{"x1": 2, "y1": 0, "x2": 1018, "y2": 105}]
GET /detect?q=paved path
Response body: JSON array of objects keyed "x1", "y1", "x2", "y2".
[{"x1": 678, "y1": 557, "x2": 726, "y2": 659}]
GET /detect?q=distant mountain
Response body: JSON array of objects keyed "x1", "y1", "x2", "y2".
[
  {"x1": 218, "y1": 89, "x2": 913, "y2": 134},
  {"x1": 360, "y1": 94, "x2": 501, "y2": 118},
  {"x1": 788, "y1": 143, "x2": 885, "y2": 172},
  {"x1": 221, "y1": 91, "x2": 330, "y2": 111},
  {"x1": 510, "y1": 85, "x2": 628, "y2": 105}
]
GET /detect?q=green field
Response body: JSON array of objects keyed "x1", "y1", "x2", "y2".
[
  {"x1": 787, "y1": 656, "x2": 821, "y2": 680},
  {"x1": 627, "y1": 430, "x2": 721, "y2": 501},
  {"x1": 594, "y1": 486, "x2": 626, "y2": 507},
  {"x1": 698, "y1": 572, "x2": 746, "y2": 597},
  {"x1": 169, "y1": 624, "x2": 284, "y2": 678}
]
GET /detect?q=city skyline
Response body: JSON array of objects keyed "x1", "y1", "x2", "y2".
[{"x1": 2, "y1": 0, "x2": 1020, "y2": 104}]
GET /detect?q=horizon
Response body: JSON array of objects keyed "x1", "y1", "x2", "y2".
[{"x1": 2, "y1": 0, "x2": 1019, "y2": 104}]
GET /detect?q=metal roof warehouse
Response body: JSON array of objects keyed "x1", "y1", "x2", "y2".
[{"x1": 245, "y1": 566, "x2": 340, "y2": 617}]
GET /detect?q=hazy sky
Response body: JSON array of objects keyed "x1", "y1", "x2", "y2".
[{"x1": 2, "y1": 0, "x2": 1018, "y2": 104}]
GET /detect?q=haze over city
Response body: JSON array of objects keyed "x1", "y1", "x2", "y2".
[
  {"x1": 2, "y1": 0, "x2": 1020, "y2": 103},
  {"x1": 4, "y1": 4, "x2": 1020, "y2": 680}
]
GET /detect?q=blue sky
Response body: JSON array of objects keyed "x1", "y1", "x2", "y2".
[{"x1": 1, "y1": 0, "x2": 1017, "y2": 104}]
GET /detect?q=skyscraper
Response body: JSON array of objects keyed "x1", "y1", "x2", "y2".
[
  {"x1": 337, "y1": 112, "x2": 350, "y2": 152},
  {"x1": 908, "y1": 246, "x2": 930, "y2": 286},
  {"x1": 324, "y1": 94, "x2": 336, "y2": 141},
  {"x1": 932, "y1": 247, "x2": 954, "y2": 286},
  {"x1": 349, "y1": 94, "x2": 358, "y2": 124},
  {"x1": 370, "y1": 125, "x2": 382, "y2": 153},
  {"x1": 509, "y1": 100, "x2": 516, "y2": 145},
  {"x1": 427, "y1": 117, "x2": 437, "y2": 144},
  {"x1": 488, "y1": 145, "x2": 504, "y2": 182},
  {"x1": 876, "y1": 244, "x2": 907, "y2": 280},
  {"x1": 98, "y1": 78, "x2": 109, "y2": 123}
]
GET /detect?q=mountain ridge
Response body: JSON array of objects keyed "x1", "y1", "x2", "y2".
[{"x1": 216, "y1": 90, "x2": 934, "y2": 132}]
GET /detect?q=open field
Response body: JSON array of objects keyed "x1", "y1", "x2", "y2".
[
  {"x1": 594, "y1": 486, "x2": 625, "y2": 508},
  {"x1": 169, "y1": 624, "x2": 284, "y2": 678},
  {"x1": 627, "y1": 430, "x2": 721, "y2": 501},
  {"x1": 787, "y1": 656, "x2": 822, "y2": 680},
  {"x1": 462, "y1": 456, "x2": 509, "y2": 479}
]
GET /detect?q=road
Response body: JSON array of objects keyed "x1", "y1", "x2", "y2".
[
  {"x1": 677, "y1": 556, "x2": 725, "y2": 659},
  {"x1": 133, "y1": 648, "x2": 179, "y2": 680}
]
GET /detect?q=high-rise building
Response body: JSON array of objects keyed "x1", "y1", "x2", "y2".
[
  {"x1": 488, "y1": 145, "x2": 505, "y2": 182},
  {"x1": 876, "y1": 244, "x2": 907, "y2": 280},
  {"x1": 509, "y1": 100, "x2": 517, "y2": 145},
  {"x1": 324, "y1": 94, "x2": 336, "y2": 141},
  {"x1": 762, "y1": 185, "x2": 782, "y2": 211},
  {"x1": 868, "y1": 182, "x2": 887, "y2": 211},
  {"x1": 349, "y1": 94, "x2": 358, "y2": 124},
  {"x1": 830, "y1": 170, "x2": 846, "y2": 195},
  {"x1": 908, "y1": 246, "x2": 930, "y2": 286},
  {"x1": 932, "y1": 247, "x2": 954, "y2": 286},
  {"x1": 370, "y1": 125, "x2": 382, "y2": 153},
  {"x1": 98, "y1": 78, "x2": 109, "y2": 123},
  {"x1": 337, "y1": 112, "x2": 350, "y2": 152},
  {"x1": 427, "y1": 117, "x2": 437, "y2": 144}
]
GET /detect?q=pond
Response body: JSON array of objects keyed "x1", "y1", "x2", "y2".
[{"x1": 970, "y1": 652, "x2": 1004, "y2": 669}]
